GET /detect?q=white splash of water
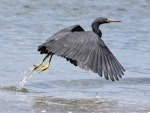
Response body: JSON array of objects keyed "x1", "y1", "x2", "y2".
[{"x1": 16, "y1": 70, "x2": 36, "y2": 91}]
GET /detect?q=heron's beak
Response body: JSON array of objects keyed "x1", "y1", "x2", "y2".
[{"x1": 106, "y1": 19, "x2": 121, "y2": 23}]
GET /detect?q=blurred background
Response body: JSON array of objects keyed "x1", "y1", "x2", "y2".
[{"x1": 0, "y1": 0, "x2": 150, "y2": 113}]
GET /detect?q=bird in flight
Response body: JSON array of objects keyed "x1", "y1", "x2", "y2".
[{"x1": 30, "y1": 17, "x2": 125, "y2": 81}]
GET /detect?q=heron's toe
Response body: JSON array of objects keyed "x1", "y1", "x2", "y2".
[
  {"x1": 29, "y1": 67, "x2": 35, "y2": 74},
  {"x1": 38, "y1": 65, "x2": 49, "y2": 72},
  {"x1": 29, "y1": 65, "x2": 37, "y2": 74}
]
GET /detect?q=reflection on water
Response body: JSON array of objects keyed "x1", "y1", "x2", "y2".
[{"x1": 0, "y1": 0, "x2": 150, "y2": 113}]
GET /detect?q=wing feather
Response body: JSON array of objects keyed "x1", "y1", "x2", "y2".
[{"x1": 38, "y1": 28, "x2": 125, "y2": 81}]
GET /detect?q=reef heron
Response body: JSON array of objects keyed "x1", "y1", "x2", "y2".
[{"x1": 30, "y1": 17, "x2": 125, "y2": 81}]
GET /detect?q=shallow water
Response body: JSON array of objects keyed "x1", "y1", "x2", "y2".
[{"x1": 0, "y1": 0, "x2": 150, "y2": 113}]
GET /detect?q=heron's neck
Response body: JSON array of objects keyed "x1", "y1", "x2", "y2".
[{"x1": 92, "y1": 23, "x2": 102, "y2": 37}]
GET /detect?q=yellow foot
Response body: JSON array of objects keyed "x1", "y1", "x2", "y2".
[
  {"x1": 29, "y1": 65, "x2": 40, "y2": 74},
  {"x1": 38, "y1": 65, "x2": 49, "y2": 72}
]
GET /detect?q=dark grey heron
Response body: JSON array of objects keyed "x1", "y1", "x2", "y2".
[{"x1": 30, "y1": 17, "x2": 125, "y2": 81}]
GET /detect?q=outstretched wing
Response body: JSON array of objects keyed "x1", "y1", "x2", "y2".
[
  {"x1": 45, "y1": 24, "x2": 84, "y2": 42},
  {"x1": 39, "y1": 24, "x2": 84, "y2": 54},
  {"x1": 38, "y1": 25, "x2": 85, "y2": 66},
  {"x1": 38, "y1": 27, "x2": 125, "y2": 81}
]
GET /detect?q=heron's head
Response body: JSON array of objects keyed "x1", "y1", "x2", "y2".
[
  {"x1": 92, "y1": 17, "x2": 121, "y2": 26},
  {"x1": 91, "y1": 17, "x2": 121, "y2": 37}
]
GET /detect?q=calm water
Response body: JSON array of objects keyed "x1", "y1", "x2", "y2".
[{"x1": 0, "y1": 0, "x2": 150, "y2": 113}]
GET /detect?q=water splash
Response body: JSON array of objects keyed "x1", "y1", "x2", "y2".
[{"x1": 15, "y1": 70, "x2": 36, "y2": 91}]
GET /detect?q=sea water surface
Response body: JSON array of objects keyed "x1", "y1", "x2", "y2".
[{"x1": 0, "y1": 0, "x2": 150, "y2": 113}]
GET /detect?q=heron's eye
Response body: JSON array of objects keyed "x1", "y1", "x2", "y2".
[
  {"x1": 105, "y1": 18, "x2": 108, "y2": 22},
  {"x1": 104, "y1": 18, "x2": 109, "y2": 23}
]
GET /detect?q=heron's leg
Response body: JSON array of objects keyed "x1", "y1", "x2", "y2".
[
  {"x1": 38, "y1": 53, "x2": 53, "y2": 72},
  {"x1": 29, "y1": 53, "x2": 50, "y2": 74}
]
